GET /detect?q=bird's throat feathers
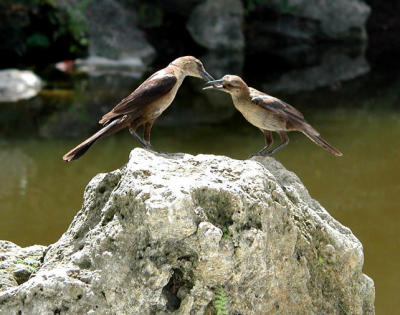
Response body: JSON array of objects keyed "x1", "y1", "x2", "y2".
[{"x1": 230, "y1": 85, "x2": 251, "y2": 101}]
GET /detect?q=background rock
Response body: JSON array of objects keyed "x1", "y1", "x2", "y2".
[
  {"x1": 56, "y1": 0, "x2": 155, "y2": 69},
  {"x1": 0, "y1": 70, "x2": 43, "y2": 102},
  {"x1": 245, "y1": 0, "x2": 371, "y2": 62},
  {"x1": 201, "y1": 50, "x2": 244, "y2": 79},
  {"x1": 85, "y1": 0, "x2": 155, "y2": 62},
  {"x1": 267, "y1": 0, "x2": 371, "y2": 41},
  {"x1": 186, "y1": 0, "x2": 244, "y2": 51},
  {"x1": 0, "y1": 149, "x2": 375, "y2": 314},
  {"x1": 263, "y1": 47, "x2": 370, "y2": 93}
]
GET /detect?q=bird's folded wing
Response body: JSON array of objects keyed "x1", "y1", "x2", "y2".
[
  {"x1": 251, "y1": 95, "x2": 304, "y2": 120},
  {"x1": 251, "y1": 95, "x2": 319, "y2": 135},
  {"x1": 99, "y1": 74, "x2": 177, "y2": 124}
]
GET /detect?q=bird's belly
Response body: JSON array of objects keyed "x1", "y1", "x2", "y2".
[
  {"x1": 240, "y1": 106, "x2": 284, "y2": 130},
  {"x1": 146, "y1": 85, "x2": 180, "y2": 119}
]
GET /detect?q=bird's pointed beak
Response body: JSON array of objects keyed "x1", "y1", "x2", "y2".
[
  {"x1": 200, "y1": 70, "x2": 215, "y2": 82},
  {"x1": 203, "y1": 79, "x2": 224, "y2": 90}
]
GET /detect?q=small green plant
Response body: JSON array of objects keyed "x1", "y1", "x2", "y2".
[
  {"x1": 15, "y1": 258, "x2": 41, "y2": 273},
  {"x1": 221, "y1": 226, "x2": 231, "y2": 239},
  {"x1": 338, "y1": 302, "x2": 348, "y2": 315},
  {"x1": 26, "y1": 33, "x2": 51, "y2": 48},
  {"x1": 318, "y1": 256, "x2": 324, "y2": 264},
  {"x1": 213, "y1": 286, "x2": 229, "y2": 315}
]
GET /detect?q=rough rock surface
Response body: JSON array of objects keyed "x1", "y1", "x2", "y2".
[
  {"x1": 0, "y1": 149, "x2": 375, "y2": 314},
  {"x1": 263, "y1": 48, "x2": 370, "y2": 93},
  {"x1": 187, "y1": 0, "x2": 244, "y2": 51},
  {"x1": 0, "y1": 70, "x2": 43, "y2": 102},
  {"x1": 57, "y1": 0, "x2": 155, "y2": 66},
  {"x1": 267, "y1": 0, "x2": 371, "y2": 41},
  {"x1": 0, "y1": 241, "x2": 46, "y2": 291},
  {"x1": 201, "y1": 50, "x2": 244, "y2": 80}
]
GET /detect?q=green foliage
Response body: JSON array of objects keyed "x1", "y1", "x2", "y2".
[
  {"x1": 244, "y1": 0, "x2": 295, "y2": 15},
  {"x1": 27, "y1": 33, "x2": 50, "y2": 48},
  {"x1": 15, "y1": 258, "x2": 41, "y2": 273},
  {"x1": 137, "y1": 3, "x2": 163, "y2": 28},
  {"x1": 318, "y1": 256, "x2": 324, "y2": 264},
  {"x1": 213, "y1": 286, "x2": 229, "y2": 315},
  {"x1": 338, "y1": 302, "x2": 348, "y2": 315},
  {"x1": 65, "y1": 7, "x2": 89, "y2": 53},
  {"x1": 0, "y1": 0, "x2": 89, "y2": 63},
  {"x1": 246, "y1": 0, "x2": 268, "y2": 12},
  {"x1": 221, "y1": 226, "x2": 231, "y2": 239},
  {"x1": 76, "y1": 0, "x2": 94, "y2": 12},
  {"x1": 35, "y1": 0, "x2": 56, "y2": 6},
  {"x1": 119, "y1": 0, "x2": 163, "y2": 28},
  {"x1": 62, "y1": 0, "x2": 92, "y2": 53}
]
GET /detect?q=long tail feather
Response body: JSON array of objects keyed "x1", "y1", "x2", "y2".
[
  {"x1": 302, "y1": 131, "x2": 343, "y2": 157},
  {"x1": 63, "y1": 119, "x2": 125, "y2": 162}
]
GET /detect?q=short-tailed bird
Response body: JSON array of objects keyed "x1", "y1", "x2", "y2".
[
  {"x1": 63, "y1": 56, "x2": 214, "y2": 162},
  {"x1": 204, "y1": 75, "x2": 342, "y2": 157}
]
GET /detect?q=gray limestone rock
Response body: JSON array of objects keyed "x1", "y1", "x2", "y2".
[
  {"x1": 0, "y1": 149, "x2": 375, "y2": 314},
  {"x1": 0, "y1": 70, "x2": 43, "y2": 102},
  {"x1": 267, "y1": 0, "x2": 371, "y2": 41},
  {"x1": 56, "y1": 0, "x2": 155, "y2": 69},
  {"x1": 201, "y1": 50, "x2": 244, "y2": 79},
  {"x1": 0, "y1": 241, "x2": 46, "y2": 291},
  {"x1": 263, "y1": 47, "x2": 371, "y2": 93},
  {"x1": 187, "y1": 0, "x2": 244, "y2": 51}
]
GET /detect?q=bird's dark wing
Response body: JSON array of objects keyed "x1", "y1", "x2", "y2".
[
  {"x1": 99, "y1": 73, "x2": 177, "y2": 124},
  {"x1": 251, "y1": 95, "x2": 304, "y2": 120},
  {"x1": 252, "y1": 95, "x2": 319, "y2": 135}
]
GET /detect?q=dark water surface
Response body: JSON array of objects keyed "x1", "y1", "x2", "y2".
[{"x1": 0, "y1": 68, "x2": 399, "y2": 314}]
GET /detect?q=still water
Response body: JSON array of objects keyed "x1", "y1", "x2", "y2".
[{"x1": 0, "y1": 67, "x2": 399, "y2": 314}]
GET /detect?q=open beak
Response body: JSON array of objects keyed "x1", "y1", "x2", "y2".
[
  {"x1": 203, "y1": 79, "x2": 224, "y2": 90},
  {"x1": 200, "y1": 70, "x2": 215, "y2": 82}
]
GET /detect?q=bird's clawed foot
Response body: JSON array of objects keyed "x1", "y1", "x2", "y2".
[
  {"x1": 249, "y1": 144, "x2": 272, "y2": 158},
  {"x1": 143, "y1": 143, "x2": 154, "y2": 152},
  {"x1": 249, "y1": 151, "x2": 273, "y2": 158},
  {"x1": 143, "y1": 144, "x2": 171, "y2": 156}
]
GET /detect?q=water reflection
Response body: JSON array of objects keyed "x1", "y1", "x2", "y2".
[{"x1": 0, "y1": 148, "x2": 36, "y2": 198}]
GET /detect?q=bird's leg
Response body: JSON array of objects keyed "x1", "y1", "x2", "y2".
[
  {"x1": 129, "y1": 121, "x2": 154, "y2": 151},
  {"x1": 143, "y1": 120, "x2": 155, "y2": 151},
  {"x1": 250, "y1": 130, "x2": 273, "y2": 157},
  {"x1": 266, "y1": 131, "x2": 289, "y2": 156},
  {"x1": 143, "y1": 119, "x2": 172, "y2": 155},
  {"x1": 129, "y1": 128, "x2": 147, "y2": 147}
]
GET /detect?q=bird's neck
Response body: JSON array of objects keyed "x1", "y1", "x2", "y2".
[
  {"x1": 169, "y1": 63, "x2": 186, "y2": 79},
  {"x1": 232, "y1": 86, "x2": 250, "y2": 102},
  {"x1": 229, "y1": 87, "x2": 251, "y2": 113}
]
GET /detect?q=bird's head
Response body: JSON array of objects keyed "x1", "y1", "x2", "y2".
[
  {"x1": 203, "y1": 75, "x2": 248, "y2": 96},
  {"x1": 170, "y1": 56, "x2": 214, "y2": 81}
]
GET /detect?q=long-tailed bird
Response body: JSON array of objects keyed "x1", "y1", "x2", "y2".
[
  {"x1": 63, "y1": 56, "x2": 214, "y2": 162},
  {"x1": 204, "y1": 75, "x2": 342, "y2": 157}
]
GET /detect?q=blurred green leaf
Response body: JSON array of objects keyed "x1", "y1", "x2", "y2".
[
  {"x1": 27, "y1": 33, "x2": 51, "y2": 48},
  {"x1": 137, "y1": 3, "x2": 163, "y2": 28}
]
